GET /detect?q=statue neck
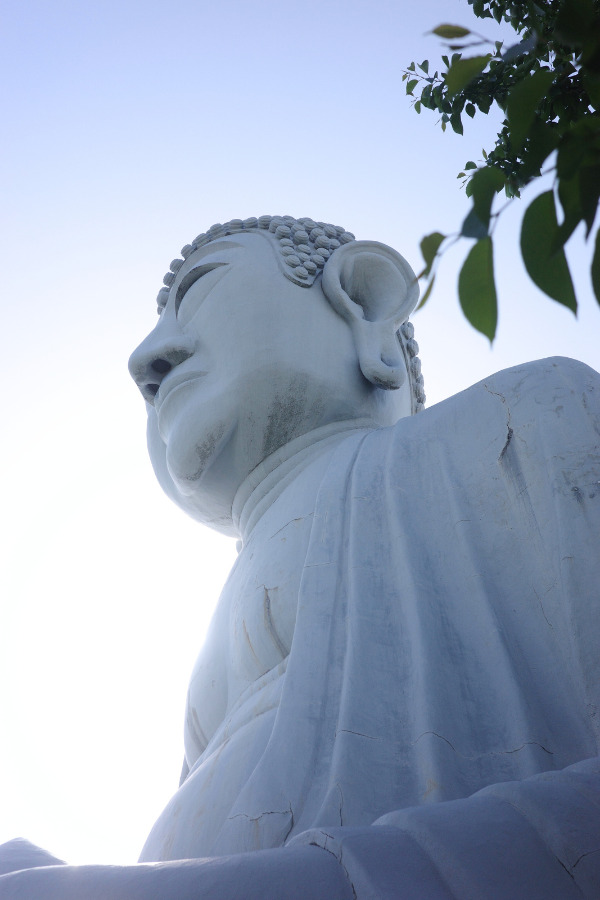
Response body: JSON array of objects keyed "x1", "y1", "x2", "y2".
[{"x1": 232, "y1": 419, "x2": 375, "y2": 541}]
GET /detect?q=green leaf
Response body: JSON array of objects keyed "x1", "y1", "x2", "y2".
[
  {"x1": 583, "y1": 72, "x2": 600, "y2": 110},
  {"x1": 420, "y1": 232, "x2": 446, "y2": 276},
  {"x1": 414, "y1": 100, "x2": 422, "y2": 113},
  {"x1": 458, "y1": 237, "x2": 497, "y2": 341},
  {"x1": 558, "y1": 119, "x2": 600, "y2": 177},
  {"x1": 519, "y1": 120, "x2": 560, "y2": 181},
  {"x1": 466, "y1": 102, "x2": 476, "y2": 118},
  {"x1": 417, "y1": 275, "x2": 436, "y2": 310},
  {"x1": 582, "y1": 29, "x2": 600, "y2": 72},
  {"x1": 557, "y1": 132, "x2": 589, "y2": 180},
  {"x1": 506, "y1": 68, "x2": 555, "y2": 151},
  {"x1": 420, "y1": 84, "x2": 433, "y2": 107},
  {"x1": 592, "y1": 229, "x2": 600, "y2": 305},
  {"x1": 579, "y1": 165, "x2": 600, "y2": 236},
  {"x1": 555, "y1": 173, "x2": 583, "y2": 249},
  {"x1": 432, "y1": 24, "x2": 471, "y2": 39},
  {"x1": 445, "y1": 55, "x2": 492, "y2": 97},
  {"x1": 419, "y1": 59, "x2": 429, "y2": 74},
  {"x1": 465, "y1": 160, "x2": 477, "y2": 170},
  {"x1": 450, "y1": 112, "x2": 464, "y2": 134},
  {"x1": 469, "y1": 166, "x2": 505, "y2": 229},
  {"x1": 406, "y1": 79, "x2": 418, "y2": 95},
  {"x1": 520, "y1": 191, "x2": 577, "y2": 312},
  {"x1": 555, "y1": 0, "x2": 597, "y2": 46},
  {"x1": 478, "y1": 94, "x2": 492, "y2": 114},
  {"x1": 461, "y1": 207, "x2": 489, "y2": 239}
]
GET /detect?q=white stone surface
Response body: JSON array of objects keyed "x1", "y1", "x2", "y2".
[
  {"x1": 138, "y1": 356, "x2": 600, "y2": 876},
  {"x1": 2, "y1": 221, "x2": 599, "y2": 899}
]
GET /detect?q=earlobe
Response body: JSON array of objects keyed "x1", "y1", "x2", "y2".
[
  {"x1": 352, "y1": 319, "x2": 407, "y2": 390},
  {"x1": 322, "y1": 241, "x2": 419, "y2": 390}
]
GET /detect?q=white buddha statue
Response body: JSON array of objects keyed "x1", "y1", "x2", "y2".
[{"x1": 1, "y1": 216, "x2": 599, "y2": 899}]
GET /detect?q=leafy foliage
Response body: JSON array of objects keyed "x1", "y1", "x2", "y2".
[{"x1": 404, "y1": 0, "x2": 600, "y2": 340}]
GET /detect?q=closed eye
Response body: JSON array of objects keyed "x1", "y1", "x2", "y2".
[{"x1": 175, "y1": 263, "x2": 228, "y2": 315}]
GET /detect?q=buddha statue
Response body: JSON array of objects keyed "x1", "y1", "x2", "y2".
[{"x1": 1, "y1": 216, "x2": 599, "y2": 899}]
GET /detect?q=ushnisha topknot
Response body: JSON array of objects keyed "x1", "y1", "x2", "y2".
[{"x1": 156, "y1": 215, "x2": 426, "y2": 412}]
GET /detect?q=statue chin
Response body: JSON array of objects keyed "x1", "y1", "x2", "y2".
[
  {"x1": 147, "y1": 413, "x2": 190, "y2": 509},
  {"x1": 146, "y1": 414, "x2": 237, "y2": 534}
]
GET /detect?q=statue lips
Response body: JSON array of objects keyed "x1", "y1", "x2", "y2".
[{"x1": 155, "y1": 370, "x2": 209, "y2": 417}]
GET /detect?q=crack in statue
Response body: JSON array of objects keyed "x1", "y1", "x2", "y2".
[{"x1": 1, "y1": 216, "x2": 599, "y2": 899}]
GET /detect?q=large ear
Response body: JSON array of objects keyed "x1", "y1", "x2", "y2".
[{"x1": 322, "y1": 240, "x2": 419, "y2": 390}]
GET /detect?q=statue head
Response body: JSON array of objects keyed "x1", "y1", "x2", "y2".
[{"x1": 128, "y1": 216, "x2": 425, "y2": 535}]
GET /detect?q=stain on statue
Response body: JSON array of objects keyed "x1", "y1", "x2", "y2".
[{"x1": 1, "y1": 216, "x2": 599, "y2": 899}]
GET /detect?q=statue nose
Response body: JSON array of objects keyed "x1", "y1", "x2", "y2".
[{"x1": 128, "y1": 325, "x2": 195, "y2": 405}]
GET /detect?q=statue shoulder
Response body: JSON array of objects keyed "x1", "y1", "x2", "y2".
[
  {"x1": 380, "y1": 355, "x2": 600, "y2": 476},
  {"x1": 405, "y1": 357, "x2": 600, "y2": 431},
  {"x1": 475, "y1": 356, "x2": 600, "y2": 402}
]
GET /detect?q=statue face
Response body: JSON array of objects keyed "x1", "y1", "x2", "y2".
[{"x1": 129, "y1": 232, "x2": 369, "y2": 532}]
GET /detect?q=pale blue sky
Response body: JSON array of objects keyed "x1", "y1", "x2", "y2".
[{"x1": 1, "y1": 0, "x2": 598, "y2": 864}]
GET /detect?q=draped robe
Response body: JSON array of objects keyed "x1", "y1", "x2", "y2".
[{"x1": 140, "y1": 357, "x2": 600, "y2": 897}]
